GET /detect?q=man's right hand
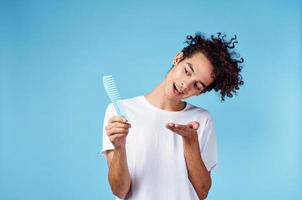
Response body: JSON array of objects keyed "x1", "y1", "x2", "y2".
[{"x1": 105, "y1": 116, "x2": 131, "y2": 149}]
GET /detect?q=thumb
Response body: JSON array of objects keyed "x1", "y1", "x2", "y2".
[{"x1": 188, "y1": 121, "x2": 200, "y2": 130}]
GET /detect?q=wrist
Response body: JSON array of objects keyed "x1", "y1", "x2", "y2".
[
  {"x1": 183, "y1": 132, "x2": 198, "y2": 146},
  {"x1": 115, "y1": 146, "x2": 126, "y2": 152}
]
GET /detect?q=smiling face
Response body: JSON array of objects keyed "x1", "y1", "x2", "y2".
[{"x1": 164, "y1": 52, "x2": 215, "y2": 100}]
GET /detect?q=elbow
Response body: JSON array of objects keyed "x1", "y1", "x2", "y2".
[
  {"x1": 199, "y1": 188, "x2": 210, "y2": 200},
  {"x1": 111, "y1": 186, "x2": 130, "y2": 199},
  {"x1": 110, "y1": 181, "x2": 131, "y2": 199},
  {"x1": 199, "y1": 179, "x2": 212, "y2": 200},
  {"x1": 199, "y1": 189, "x2": 209, "y2": 200},
  {"x1": 112, "y1": 190, "x2": 128, "y2": 199}
]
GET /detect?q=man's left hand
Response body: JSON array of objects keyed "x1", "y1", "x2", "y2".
[{"x1": 165, "y1": 121, "x2": 200, "y2": 140}]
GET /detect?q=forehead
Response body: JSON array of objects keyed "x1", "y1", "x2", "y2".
[
  {"x1": 184, "y1": 52, "x2": 214, "y2": 79},
  {"x1": 186, "y1": 52, "x2": 212, "y2": 69}
]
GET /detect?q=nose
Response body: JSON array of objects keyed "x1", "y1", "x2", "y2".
[
  {"x1": 180, "y1": 81, "x2": 188, "y2": 92},
  {"x1": 180, "y1": 80, "x2": 194, "y2": 92}
]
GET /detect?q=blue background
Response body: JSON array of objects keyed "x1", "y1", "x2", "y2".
[{"x1": 1, "y1": 0, "x2": 301, "y2": 199}]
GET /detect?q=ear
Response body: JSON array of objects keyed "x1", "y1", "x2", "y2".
[{"x1": 173, "y1": 52, "x2": 184, "y2": 65}]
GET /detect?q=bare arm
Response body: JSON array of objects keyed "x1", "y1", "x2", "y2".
[
  {"x1": 166, "y1": 122, "x2": 212, "y2": 200},
  {"x1": 105, "y1": 116, "x2": 132, "y2": 199},
  {"x1": 183, "y1": 135, "x2": 212, "y2": 200},
  {"x1": 105, "y1": 149, "x2": 131, "y2": 199}
]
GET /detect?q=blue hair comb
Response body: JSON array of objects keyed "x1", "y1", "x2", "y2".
[{"x1": 102, "y1": 75, "x2": 126, "y2": 117}]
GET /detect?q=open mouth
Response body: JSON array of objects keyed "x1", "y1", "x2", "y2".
[{"x1": 173, "y1": 83, "x2": 184, "y2": 95}]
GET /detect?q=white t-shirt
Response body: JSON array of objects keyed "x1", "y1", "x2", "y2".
[{"x1": 100, "y1": 95, "x2": 218, "y2": 200}]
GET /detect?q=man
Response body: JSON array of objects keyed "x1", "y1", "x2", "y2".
[{"x1": 101, "y1": 32, "x2": 244, "y2": 200}]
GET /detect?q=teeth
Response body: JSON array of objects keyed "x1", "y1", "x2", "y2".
[{"x1": 175, "y1": 84, "x2": 183, "y2": 94}]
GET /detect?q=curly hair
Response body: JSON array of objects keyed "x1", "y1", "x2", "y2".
[{"x1": 179, "y1": 32, "x2": 244, "y2": 102}]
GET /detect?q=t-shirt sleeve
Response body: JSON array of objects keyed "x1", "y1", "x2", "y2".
[
  {"x1": 99, "y1": 103, "x2": 117, "y2": 156},
  {"x1": 198, "y1": 112, "x2": 218, "y2": 172}
]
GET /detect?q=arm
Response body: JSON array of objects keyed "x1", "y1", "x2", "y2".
[
  {"x1": 104, "y1": 116, "x2": 132, "y2": 199},
  {"x1": 166, "y1": 122, "x2": 212, "y2": 200},
  {"x1": 105, "y1": 149, "x2": 131, "y2": 199},
  {"x1": 183, "y1": 136, "x2": 212, "y2": 200}
]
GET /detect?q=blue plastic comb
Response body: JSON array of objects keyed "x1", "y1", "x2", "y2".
[{"x1": 102, "y1": 75, "x2": 126, "y2": 117}]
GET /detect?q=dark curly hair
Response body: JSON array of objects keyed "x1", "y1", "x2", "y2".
[{"x1": 176, "y1": 32, "x2": 244, "y2": 102}]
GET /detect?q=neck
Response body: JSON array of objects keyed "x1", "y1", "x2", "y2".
[{"x1": 144, "y1": 79, "x2": 186, "y2": 112}]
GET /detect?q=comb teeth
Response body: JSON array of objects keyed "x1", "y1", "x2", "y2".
[{"x1": 103, "y1": 75, "x2": 121, "y2": 103}]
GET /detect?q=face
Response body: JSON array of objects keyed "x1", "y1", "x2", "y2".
[{"x1": 164, "y1": 52, "x2": 215, "y2": 100}]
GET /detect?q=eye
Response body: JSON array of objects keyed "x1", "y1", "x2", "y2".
[
  {"x1": 194, "y1": 84, "x2": 200, "y2": 90},
  {"x1": 184, "y1": 67, "x2": 190, "y2": 76},
  {"x1": 195, "y1": 83, "x2": 203, "y2": 91}
]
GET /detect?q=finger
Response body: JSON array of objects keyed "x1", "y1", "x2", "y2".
[
  {"x1": 110, "y1": 133, "x2": 127, "y2": 142},
  {"x1": 114, "y1": 123, "x2": 131, "y2": 129},
  {"x1": 167, "y1": 123, "x2": 185, "y2": 128},
  {"x1": 166, "y1": 124, "x2": 175, "y2": 131},
  {"x1": 166, "y1": 124, "x2": 182, "y2": 134},
  {"x1": 108, "y1": 116, "x2": 128, "y2": 123},
  {"x1": 173, "y1": 126, "x2": 188, "y2": 135},
  {"x1": 107, "y1": 131, "x2": 128, "y2": 138},
  {"x1": 166, "y1": 123, "x2": 175, "y2": 130},
  {"x1": 174, "y1": 124, "x2": 186, "y2": 130},
  {"x1": 167, "y1": 123, "x2": 192, "y2": 135},
  {"x1": 173, "y1": 122, "x2": 199, "y2": 130},
  {"x1": 168, "y1": 123, "x2": 187, "y2": 133},
  {"x1": 107, "y1": 128, "x2": 129, "y2": 136},
  {"x1": 106, "y1": 122, "x2": 131, "y2": 130},
  {"x1": 166, "y1": 123, "x2": 176, "y2": 131},
  {"x1": 167, "y1": 123, "x2": 177, "y2": 128},
  {"x1": 188, "y1": 121, "x2": 200, "y2": 130}
]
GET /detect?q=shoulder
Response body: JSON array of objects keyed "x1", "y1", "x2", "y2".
[
  {"x1": 105, "y1": 95, "x2": 143, "y2": 116},
  {"x1": 106, "y1": 95, "x2": 141, "y2": 107},
  {"x1": 120, "y1": 95, "x2": 142, "y2": 104},
  {"x1": 186, "y1": 102, "x2": 214, "y2": 121}
]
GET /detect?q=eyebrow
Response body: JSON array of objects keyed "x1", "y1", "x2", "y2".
[{"x1": 185, "y1": 62, "x2": 207, "y2": 89}]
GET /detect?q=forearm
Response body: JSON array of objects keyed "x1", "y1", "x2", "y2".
[
  {"x1": 183, "y1": 136, "x2": 212, "y2": 200},
  {"x1": 108, "y1": 147, "x2": 131, "y2": 198}
]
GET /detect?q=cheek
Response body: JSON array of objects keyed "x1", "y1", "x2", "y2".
[
  {"x1": 166, "y1": 66, "x2": 185, "y2": 89},
  {"x1": 167, "y1": 69, "x2": 177, "y2": 82},
  {"x1": 170, "y1": 66, "x2": 184, "y2": 79}
]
